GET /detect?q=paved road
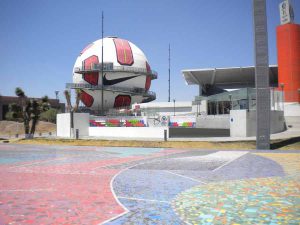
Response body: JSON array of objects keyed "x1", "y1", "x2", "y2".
[{"x1": 0, "y1": 144, "x2": 299, "y2": 225}]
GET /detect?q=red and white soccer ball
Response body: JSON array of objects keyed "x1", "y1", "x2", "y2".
[{"x1": 73, "y1": 37, "x2": 154, "y2": 110}]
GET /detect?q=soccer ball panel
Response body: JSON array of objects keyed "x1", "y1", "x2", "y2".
[{"x1": 72, "y1": 37, "x2": 155, "y2": 110}]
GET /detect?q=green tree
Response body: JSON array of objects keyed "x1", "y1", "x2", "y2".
[
  {"x1": 5, "y1": 103, "x2": 22, "y2": 121},
  {"x1": 40, "y1": 108, "x2": 58, "y2": 123},
  {"x1": 10, "y1": 87, "x2": 50, "y2": 138}
]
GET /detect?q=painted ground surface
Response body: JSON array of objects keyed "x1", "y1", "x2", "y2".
[{"x1": 0, "y1": 144, "x2": 299, "y2": 225}]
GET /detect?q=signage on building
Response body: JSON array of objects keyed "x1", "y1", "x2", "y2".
[
  {"x1": 279, "y1": 0, "x2": 294, "y2": 25},
  {"x1": 160, "y1": 115, "x2": 169, "y2": 127}
]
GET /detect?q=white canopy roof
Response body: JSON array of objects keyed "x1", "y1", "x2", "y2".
[{"x1": 182, "y1": 65, "x2": 278, "y2": 89}]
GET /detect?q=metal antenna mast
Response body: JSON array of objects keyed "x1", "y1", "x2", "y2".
[
  {"x1": 168, "y1": 44, "x2": 171, "y2": 102},
  {"x1": 101, "y1": 11, "x2": 104, "y2": 115}
]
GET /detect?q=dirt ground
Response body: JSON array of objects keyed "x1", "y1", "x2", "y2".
[
  {"x1": 0, "y1": 121, "x2": 56, "y2": 135},
  {"x1": 12, "y1": 137, "x2": 300, "y2": 150}
]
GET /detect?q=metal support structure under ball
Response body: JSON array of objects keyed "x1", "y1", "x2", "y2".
[{"x1": 173, "y1": 99, "x2": 176, "y2": 116}]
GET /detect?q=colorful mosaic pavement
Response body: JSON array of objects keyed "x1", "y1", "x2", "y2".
[
  {"x1": 172, "y1": 176, "x2": 300, "y2": 224},
  {"x1": 171, "y1": 153, "x2": 300, "y2": 225},
  {"x1": 0, "y1": 144, "x2": 299, "y2": 224},
  {"x1": 254, "y1": 153, "x2": 300, "y2": 176},
  {"x1": 0, "y1": 144, "x2": 187, "y2": 224}
]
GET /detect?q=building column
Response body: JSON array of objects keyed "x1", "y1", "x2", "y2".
[{"x1": 199, "y1": 85, "x2": 203, "y2": 96}]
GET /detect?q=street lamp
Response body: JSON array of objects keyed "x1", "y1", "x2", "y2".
[
  {"x1": 173, "y1": 99, "x2": 176, "y2": 116},
  {"x1": 55, "y1": 91, "x2": 59, "y2": 100}
]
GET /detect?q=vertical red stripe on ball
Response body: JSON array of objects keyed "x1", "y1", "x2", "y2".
[
  {"x1": 82, "y1": 55, "x2": 99, "y2": 85},
  {"x1": 146, "y1": 61, "x2": 151, "y2": 73},
  {"x1": 113, "y1": 38, "x2": 134, "y2": 66},
  {"x1": 80, "y1": 90, "x2": 94, "y2": 107},
  {"x1": 114, "y1": 95, "x2": 131, "y2": 108},
  {"x1": 145, "y1": 76, "x2": 151, "y2": 91},
  {"x1": 145, "y1": 62, "x2": 151, "y2": 91}
]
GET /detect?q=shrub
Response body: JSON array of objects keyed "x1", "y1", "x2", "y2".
[{"x1": 40, "y1": 108, "x2": 58, "y2": 123}]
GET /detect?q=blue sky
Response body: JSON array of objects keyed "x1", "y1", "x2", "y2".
[{"x1": 0, "y1": 0, "x2": 299, "y2": 102}]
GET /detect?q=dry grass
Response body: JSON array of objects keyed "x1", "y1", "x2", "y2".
[
  {"x1": 12, "y1": 137, "x2": 300, "y2": 150},
  {"x1": 15, "y1": 138, "x2": 255, "y2": 149},
  {"x1": 0, "y1": 121, "x2": 56, "y2": 135}
]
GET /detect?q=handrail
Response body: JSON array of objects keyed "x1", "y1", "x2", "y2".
[
  {"x1": 66, "y1": 83, "x2": 156, "y2": 98},
  {"x1": 74, "y1": 63, "x2": 158, "y2": 79}
]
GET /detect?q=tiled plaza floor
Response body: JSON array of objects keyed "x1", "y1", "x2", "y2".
[
  {"x1": 0, "y1": 144, "x2": 299, "y2": 224},
  {"x1": 172, "y1": 176, "x2": 300, "y2": 225}
]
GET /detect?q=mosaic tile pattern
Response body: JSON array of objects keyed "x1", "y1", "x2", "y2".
[
  {"x1": 113, "y1": 169, "x2": 199, "y2": 202},
  {"x1": 1, "y1": 144, "x2": 299, "y2": 225},
  {"x1": 172, "y1": 176, "x2": 300, "y2": 225},
  {"x1": 164, "y1": 153, "x2": 285, "y2": 183},
  {"x1": 0, "y1": 144, "x2": 184, "y2": 225},
  {"x1": 132, "y1": 151, "x2": 248, "y2": 171},
  {"x1": 107, "y1": 200, "x2": 183, "y2": 225},
  {"x1": 254, "y1": 153, "x2": 300, "y2": 176}
]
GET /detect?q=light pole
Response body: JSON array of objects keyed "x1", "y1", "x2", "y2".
[
  {"x1": 101, "y1": 11, "x2": 104, "y2": 116},
  {"x1": 55, "y1": 91, "x2": 59, "y2": 100},
  {"x1": 168, "y1": 44, "x2": 171, "y2": 102},
  {"x1": 173, "y1": 99, "x2": 175, "y2": 116}
]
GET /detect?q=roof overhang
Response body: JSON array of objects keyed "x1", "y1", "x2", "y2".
[{"x1": 182, "y1": 65, "x2": 278, "y2": 89}]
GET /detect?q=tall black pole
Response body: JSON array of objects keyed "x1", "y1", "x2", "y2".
[
  {"x1": 173, "y1": 99, "x2": 175, "y2": 116},
  {"x1": 101, "y1": 11, "x2": 104, "y2": 116},
  {"x1": 168, "y1": 44, "x2": 171, "y2": 102},
  {"x1": 253, "y1": 0, "x2": 270, "y2": 149}
]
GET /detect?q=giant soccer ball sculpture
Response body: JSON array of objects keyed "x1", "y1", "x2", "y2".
[{"x1": 69, "y1": 37, "x2": 157, "y2": 111}]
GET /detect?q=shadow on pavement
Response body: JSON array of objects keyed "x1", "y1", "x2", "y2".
[{"x1": 271, "y1": 136, "x2": 300, "y2": 150}]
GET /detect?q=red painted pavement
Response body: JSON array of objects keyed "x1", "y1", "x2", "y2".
[{"x1": 0, "y1": 148, "x2": 186, "y2": 224}]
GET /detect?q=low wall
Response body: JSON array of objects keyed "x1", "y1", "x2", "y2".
[
  {"x1": 57, "y1": 113, "x2": 89, "y2": 138},
  {"x1": 230, "y1": 110, "x2": 285, "y2": 137},
  {"x1": 169, "y1": 128, "x2": 230, "y2": 138},
  {"x1": 285, "y1": 116, "x2": 300, "y2": 129},
  {"x1": 89, "y1": 127, "x2": 168, "y2": 139},
  {"x1": 169, "y1": 115, "x2": 196, "y2": 127},
  {"x1": 90, "y1": 116, "x2": 148, "y2": 127},
  {"x1": 196, "y1": 115, "x2": 230, "y2": 129},
  {"x1": 284, "y1": 103, "x2": 300, "y2": 116}
]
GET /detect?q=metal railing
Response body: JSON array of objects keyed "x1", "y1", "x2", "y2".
[
  {"x1": 74, "y1": 63, "x2": 158, "y2": 80},
  {"x1": 66, "y1": 83, "x2": 156, "y2": 99}
]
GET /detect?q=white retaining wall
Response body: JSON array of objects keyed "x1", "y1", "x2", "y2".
[
  {"x1": 230, "y1": 110, "x2": 285, "y2": 137},
  {"x1": 284, "y1": 103, "x2": 300, "y2": 116},
  {"x1": 89, "y1": 127, "x2": 168, "y2": 139},
  {"x1": 196, "y1": 115, "x2": 230, "y2": 129},
  {"x1": 56, "y1": 113, "x2": 89, "y2": 138}
]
